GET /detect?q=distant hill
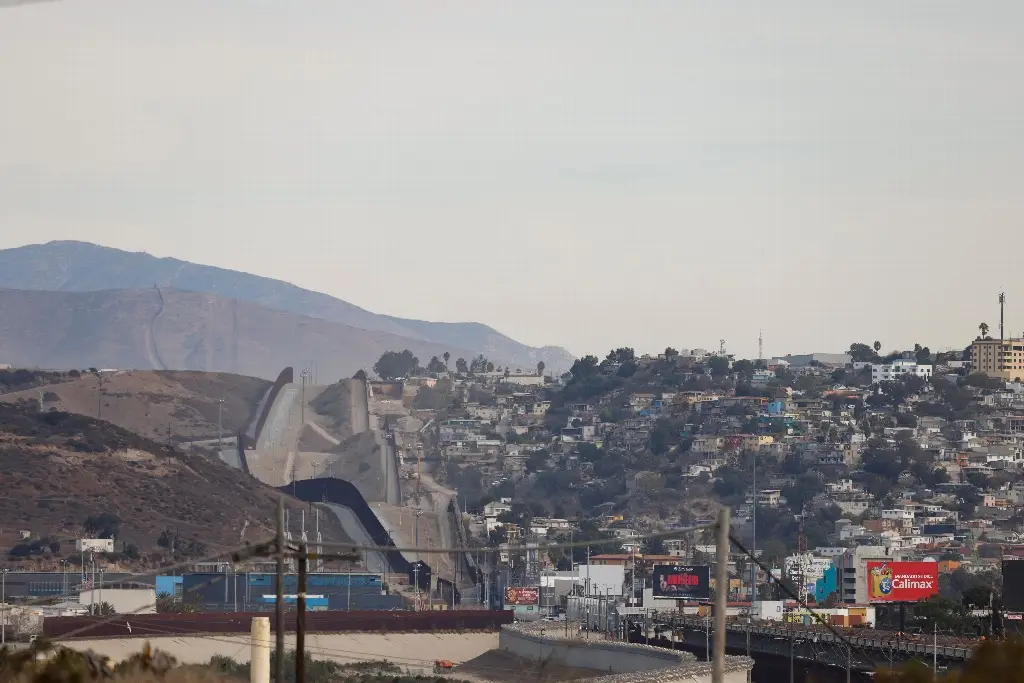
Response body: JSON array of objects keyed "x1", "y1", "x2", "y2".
[
  {"x1": 0, "y1": 241, "x2": 574, "y2": 372},
  {"x1": 0, "y1": 287, "x2": 485, "y2": 380}
]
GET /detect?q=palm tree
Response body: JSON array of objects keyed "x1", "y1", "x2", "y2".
[
  {"x1": 87, "y1": 602, "x2": 116, "y2": 616},
  {"x1": 443, "y1": 351, "x2": 450, "y2": 369},
  {"x1": 980, "y1": 322, "x2": 990, "y2": 339},
  {"x1": 873, "y1": 341, "x2": 881, "y2": 353}
]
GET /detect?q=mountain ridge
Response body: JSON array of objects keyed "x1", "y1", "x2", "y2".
[
  {"x1": 0, "y1": 287, "x2": 490, "y2": 380},
  {"x1": 0, "y1": 241, "x2": 573, "y2": 372}
]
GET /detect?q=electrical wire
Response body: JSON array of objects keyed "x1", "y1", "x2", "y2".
[{"x1": 311, "y1": 522, "x2": 717, "y2": 556}]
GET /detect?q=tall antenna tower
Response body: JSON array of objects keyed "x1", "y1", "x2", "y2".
[
  {"x1": 1000, "y1": 292, "x2": 1006, "y2": 341},
  {"x1": 758, "y1": 330, "x2": 764, "y2": 361}
]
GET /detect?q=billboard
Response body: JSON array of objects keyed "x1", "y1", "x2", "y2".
[
  {"x1": 652, "y1": 565, "x2": 711, "y2": 600},
  {"x1": 1002, "y1": 560, "x2": 1024, "y2": 612},
  {"x1": 866, "y1": 562, "x2": 939, "y2": 602},
  {"x1": 504, "y1": 587, "x2": 539, "y2": 606}
]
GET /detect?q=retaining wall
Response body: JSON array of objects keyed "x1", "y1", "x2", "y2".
[
  {"x1": 45, "y1": 609, "x2": 513, "y2": 639},
  {"x1": 499, "y1": 624, "x2": 752, "y2": 683}
]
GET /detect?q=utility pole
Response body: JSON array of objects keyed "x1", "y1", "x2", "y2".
[
  {"x1": 932, "y1": 622, "x2": 937, "y2": 681},
  {"x1": 751, "y1": 454, "x2": 757, "y2": 602},
  {"x1": 1, "y1": 568, "x2": 7, "y2": 645},
  {"x1": 789, "y1": 614, "x2": 794, "y2": 683},
  {"x1": 217, "y1": 398, "x2": 225, "y2": 452},
  {"x1": 275, "y1": 499, "x2": 285, "y2": 683},
  {"x1": 712, "y1": 507, "x2": 729, "y2": 683},
  {"x1": 414, "y1": 564, "x2": 421, "y2": 611},
  {"x1": 297, "y1": 542, "x2": 307, "y2": 683},
  {"x1": 300, "y1": 369, "x2": 308, "y2": 425}
]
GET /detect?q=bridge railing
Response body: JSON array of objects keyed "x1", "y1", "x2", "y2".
[{"x1": 666, "y1": 616, "x2": 972, "y2": 661}]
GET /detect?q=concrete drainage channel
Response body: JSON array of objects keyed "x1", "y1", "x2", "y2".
[{"x1": 497, "y1": 623, "x2": 753, "y2": 683}]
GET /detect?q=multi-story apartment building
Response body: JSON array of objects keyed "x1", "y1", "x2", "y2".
[
  {"x1": 972, "y1": 337, "x2": 1024, "y2": 381},
  {"x1": 870, "y1": 359, "x2": 933, "y2": 384}
]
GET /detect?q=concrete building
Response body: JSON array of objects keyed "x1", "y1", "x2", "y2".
[
  {"x1": 871, "y1": 360, "x2": 933, "y2": 384},
  {"x1": 76, "y1": 538, "x2": 115, "y2": 553},
  {"x1": 832, "y1": 545, "x2": 901, "y2": 604},
  {"x1": 972, "y1": 337, "x2": 1024, "y2": 381},
  {"x1": 79, "y1": 588, "x2": 157, "y2": 614}
]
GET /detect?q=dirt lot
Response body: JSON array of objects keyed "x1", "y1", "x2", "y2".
[{"x1": 0, "y1": 370, "x2": 269, "y2": 445}]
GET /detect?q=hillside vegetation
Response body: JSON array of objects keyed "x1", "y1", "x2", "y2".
[{"x1": 0, "y1": 402, "x2": 349, "y2": 567}]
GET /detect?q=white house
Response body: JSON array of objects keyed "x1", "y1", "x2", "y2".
[{"x1": 871, "y1": 360, "x2": 933, "y2": 384}]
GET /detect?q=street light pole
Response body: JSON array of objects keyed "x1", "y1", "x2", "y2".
[
  {"x1": 2, "y1": 568, "x2": 7, "y2": 645},
  {"x1": 217, "y1": 398, "x2": 225, "y2": 452}
]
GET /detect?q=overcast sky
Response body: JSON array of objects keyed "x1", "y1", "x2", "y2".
[{"x1": 1, "y1": 1, "x2": 1022, "y2": 358}]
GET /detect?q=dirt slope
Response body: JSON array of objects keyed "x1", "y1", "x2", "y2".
[
  {"x1": 0, "y1": 370, "x2": 269, "y2": 445},
  {"x1": 0, "y1": 403, "x2": 350, "y2": 567}
]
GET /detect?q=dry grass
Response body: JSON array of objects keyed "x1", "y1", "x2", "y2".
[{"x1": 0, "y1": 370, "x2": 269, "y2": 445}]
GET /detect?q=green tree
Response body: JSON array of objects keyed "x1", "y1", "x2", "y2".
[
  {"x1": 569, "y1": 355, "x2": 600, "y2": 379},
  {"x1": 606, "y1": 347, "x2": 636, "y2": 364},
  {"x1": 372, "y1": 350, "x2": 419, "y2": 379},
  {"x1": 708, "y1": 356, "x2": 730, "y2": 376},
  {"x1": 426, "y1": 356, "x2": 446, "y2": 374},
  {"x1": 86, "y1": 601, "x2": 116, "y2": 616},
  {"x1": 873, "y1": 340, "x2": 882, "y2": 352},
  {"x1": 537, "y1": 360, "x2": 546, "y2": 376},
  {"x1": 83, "y1": 512, "x2": 120, "y2": 539},
  {"x1": 979, "y1": 322, "x2": 990, "y2": 338},
  {"x1": 849, "y1": 342, "x2": 880, "y2": 363},
  {"x1": 455, "y1": 357, "x2": 468, "y2": 374},
  {"x1": 443, "y1": 351, "x2": 450, "y2": 368},
  {"x1": 469, "y1": 354, "x2": 488, "y2": 373},
  {"x1": 525, "y1": 449, "x2": 550, "y2": 474}
]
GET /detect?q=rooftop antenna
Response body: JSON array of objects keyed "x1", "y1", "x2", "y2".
[
  {"x1": 1000, "y1": 292, "x2": 1006, "y2": 341},
  {"x1": 758, "y1": 330, "x2": 764, "y2": 361}
]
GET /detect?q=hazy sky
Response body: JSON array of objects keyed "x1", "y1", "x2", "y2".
[{"x1": 2, "y1": 1, "x2": 1022, "y2": 358}]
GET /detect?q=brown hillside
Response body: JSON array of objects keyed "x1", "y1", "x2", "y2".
[
  {"x1": 0, "y1": 288, "x2": 487, "y2": 380},
  {"x1": 0, "y1": 371, "x2": 269, "y2": 446},
  {"x1": 0, "y1": 403, "x2": 350, "y2": 568}
]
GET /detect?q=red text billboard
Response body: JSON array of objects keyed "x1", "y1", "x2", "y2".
[
  {"x1": 504, "y1": 587, "x2": 539, "y2": 606},
  {"x1": 866, "y1": 562, "x2": 938, "y2": 603}
]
